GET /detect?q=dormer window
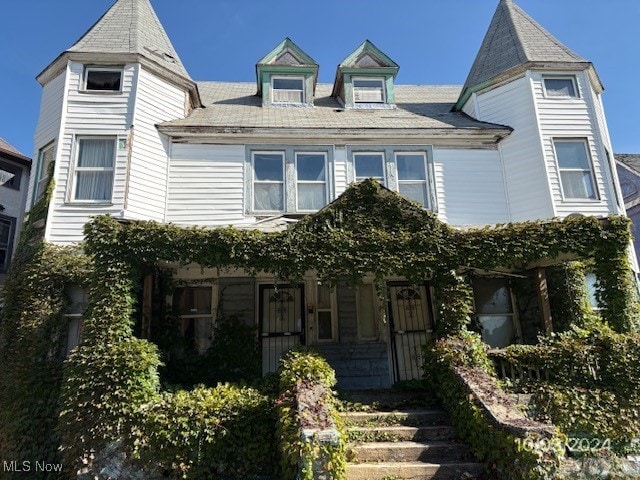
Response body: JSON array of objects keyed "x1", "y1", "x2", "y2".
[
  {"x1": 272, "y1": 76, "x2": 305, "y2": 104},
  {"x1": 256, "y1": 38, "x2": 319, "y2": 107},
  {"x1": 353, "y1": 77, "x2": 386, "y2": 104},
  {"x1": 84, "y1": 67, "x2": 122, "y2": 92},
  {"x1": 331, "y1": 40, "x2": 399, "y2": 109}
]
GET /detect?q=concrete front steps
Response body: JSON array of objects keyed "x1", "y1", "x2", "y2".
[{"x1": 340, "y1": 390, "x2": 483, "y2": 480}]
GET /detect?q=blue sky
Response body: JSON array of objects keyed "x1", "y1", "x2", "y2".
[{"x1": 1, "y1": 0, "x2": 639, "y2": 158}]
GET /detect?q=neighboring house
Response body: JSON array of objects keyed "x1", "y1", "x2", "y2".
[
  {"x1": 616, "y1": 154, "x2": 640, "y2": 261},
  {"x1": 26, "y1": 0, "x2": 627, "y2": 388},
  {"x1": 0, "y1": 138, "x2": 31, "y2": 284}
]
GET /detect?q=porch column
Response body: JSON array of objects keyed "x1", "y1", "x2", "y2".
[{"x1": 535, "y1": 268, "x2": 553, "y2": 335}]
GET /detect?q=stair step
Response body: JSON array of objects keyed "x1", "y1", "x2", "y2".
[
  {"x1": 347, "y1": 461, "x2": 483, "y2": 480},
  {"x1": 341, "y1": 389, "x2": 436, "y2": 410},
  {"x1": 347, "y1": 425, "x2": 457, "y2": 442},
  {"x1": 348, "y1": 441, "x2": 474, "y2": 463},
  {"x1": 342, "y1": 409, "x2": 450, "y2": 427}
]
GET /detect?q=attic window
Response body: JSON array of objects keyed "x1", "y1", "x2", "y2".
[
  {"x1": 353, "y1": 77, "x2": 386, "y2": 104},
  {"x1": 543, "y1": 77, "x2": 577, "y2": 98},
  {"x1": 271, "y1": 76, "x2": 305, "y2": 104},
  {"x1": 84, "y1": 67, "x2": 122, "y2": 92}
]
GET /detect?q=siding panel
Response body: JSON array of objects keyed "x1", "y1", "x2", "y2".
[{"x1": 167, "y1": 144, "x2": 253, "y2": 226}]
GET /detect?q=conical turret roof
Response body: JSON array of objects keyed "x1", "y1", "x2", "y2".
[
  {"x1": 68, "y1": 0, "x2": 190, "y2": 80},
  {"x1": 457, "y1": 0, "x2": 600, "y2": 109}
]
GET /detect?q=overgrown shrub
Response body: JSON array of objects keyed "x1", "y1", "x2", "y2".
[
  {"x1": 424, "y1": 332, "x2": 564, "y2": 479},
  {"x1": 133, "y1": 384, "x2": 275, "y2": 479},
  {"x1": 277, "y1": 348, "x2": 346, "y2": 480},
  {"x1": 58, "y1": 338, "x2": 161, "y2": 474}
]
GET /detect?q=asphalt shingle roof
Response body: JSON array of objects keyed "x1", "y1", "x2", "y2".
[
  {"x1": 464, "y1": 0, "x2": 586, "y2": 90},
  {"x1": 161, "y1": 82, "x2": 508, "y2": 132},
  {"x1": 0, "y1": 138, "x2": 30, "y2": 162},
  {"x1": 616, "y1": 154, "x2": 640, "y2": 175},
  {"x1": 68, "y1": 0, "x2": 190, "y2": 80}
]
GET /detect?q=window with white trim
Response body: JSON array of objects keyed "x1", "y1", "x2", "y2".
[
  {"x1": 396, "y1": 152, "x2": 429, "y2": 207},
  {"x1": 543, "y1": 77, "x2": 578, "y2": 98},
  {"x1": 296, "y1": 152, "x2": 327, "y2": 211},
  {"x1": 253, "y1": 151, "x2": 285, "y2": 211},
  {"x1": 271, "y1": 76, "x2": 305, "y2": 104},
  {"x1": 315, "y1": 283, "x2": 337, "y2": 342},
  {"x1": 249, "y1": 147, "x2": 332, "y2": 213},
  {"x1": 353, "y1": 77, "x2": 386, "y2": 104},
  {"x1": 72, "y1": 137, "x2": 116, "y2": 202},
  {"x1": 0, "y1": 215, "x2": 15, "y2": 273},
  {"x1": 34, "y1": 143, "x2": 55, "y2": 203},
  {"x1": 553, "y1": 139, "x2": 598, "y2": 200},
  {"x1": 173, "y1": 286, "x2": 214, "y2": 354},
  {"x1": 65, "y1": 285, "x2": 87, "y2": 355},
  {"x1": 84, "y1": 67, "x2": 122, "y2": 92},
  {"x1": 354, "y1": 152, "x2": 385, "y2": 185}
]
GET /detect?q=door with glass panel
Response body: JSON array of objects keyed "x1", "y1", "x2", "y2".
[
  {"x1": 388, "y1": 282, "x2": 434, "y2": 381},
  {"x1": 259, "y1": 284, "x2": 305, "y2": 374}
]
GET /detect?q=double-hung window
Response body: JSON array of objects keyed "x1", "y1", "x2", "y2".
[
  {"x1": 296, "y1": 152, "x2": 327, "y2": 211},
  {"x1": 315, "y1": 283, "x2": 337, "y2": 342},
  {"x1": 0, "y1": 215, "x2": 15, "y2": 273},
  {"x1": 271, "y1": 76, "x2": 305, "y2": 104},
  {"x1": 253, "y1": 152, "x2": 285, "y2": 211},
  {"x1": 173, "y1": 286, "x2": 214, "y2": 354},
  {"x1": 396, "y1": 152, "x2": 429, "y2": 207},
  {"x1": 553, "y1": 139, "x2": 598, "y2": 200},
  {"x1": 353, "y1": 77, "x2": 386, "y2": 104},
  {"x1": 354, "y1": 152, "x2": 385, "y2": 185},
  {"x1": 72, "y1": 138, "x2": 116, "y2": 202}
]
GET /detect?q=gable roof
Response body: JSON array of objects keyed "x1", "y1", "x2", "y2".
[
  {"x1": 255, "y1": 38, "x2": 319, "y2": 96},
  {"x1": 67, "y1": 0, "x2": 190, "y2": 80},
  {"x1": 456, "y1": 0, "x2": 600, "y2": 109},
  {"x1": 332, "y1": 40, "x2": 399, "y2": 98},
  {"x1": 616, "y1": 154, "x2": 640, "y2": 175},
  {"x1": 158, "y1": 82, "x2": 512, "y2": 142},
  {"x1": 0, "y1": 138, "x2": 31, "y2": 168}
]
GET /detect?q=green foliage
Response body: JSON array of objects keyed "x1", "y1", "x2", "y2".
[
  {"x1": 277, "y1": 348, "x2": 346, "y2": 480},
  {"x1": 0, "y1": 244, "x2": 90, "y2": 479},
  {"x1": 133, "y1": 384, "x2": 275, "y2": 479},
  {"x1": 424, "y1": 333, "x2": 564, "y2": 479},
  {"x1": 492, "y1": 327, "x2": 640, "y2": 453},
  {"x1": 546, "y1": 262, "x2": 598, "y2": 333},
  {"x1": 58, "y1": 338, "x2": 161, "y2": 473},
  {"x1": 161, "y1": 314, "x2": 261, "y2": 388}
]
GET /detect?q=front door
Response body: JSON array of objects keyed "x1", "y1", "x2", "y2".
[
  {"x1": 259, "y1": 284, "x2": 305, "y2": 375},
  {"x1": 388, "y1": 282, "x2": 434, "y2": 382}
]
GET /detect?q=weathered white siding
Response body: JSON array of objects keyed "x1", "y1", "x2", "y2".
[
  {"x1": 167, "y1": 144, "x2": 254, "y2": 226},
  {"x1": 531, "y1": 71, "x2": 615, "y2": 217},
  {"x1": 45, "y1": 61, "x2": 135, "y2": 244},
  {"x1": 127, "y1": 67, "x2": 187, "y2": 221},
  {"x1": 27, "y1": 71, "x2": 66, "y2": 211},
  {"x1": 433, "y1": 148, "x2": 509, "y2": 226},
  {"x1": 461, "y1": 95, "x2": 476, "y2": 118},
  {"x1": 475, "y1": 76, "x2": 553, "y2": 221},
  {"x1": 334, "y1": 146, "x2": 348, "y2": 197}
]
